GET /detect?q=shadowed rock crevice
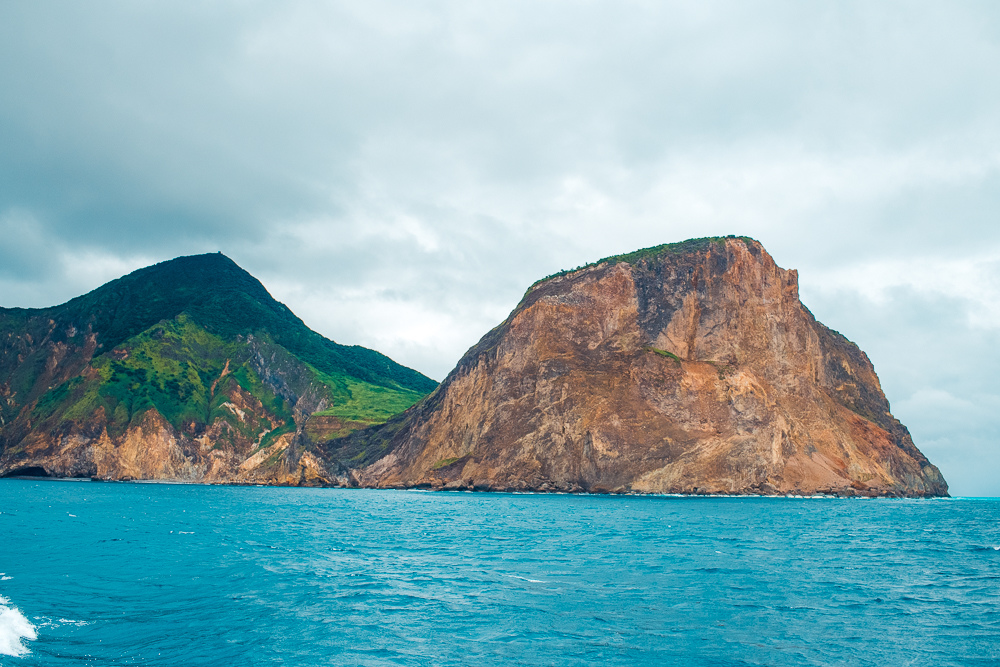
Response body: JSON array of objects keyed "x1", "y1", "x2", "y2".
[{"x1": 2, "y1": 465, "x2": 50, "y2": 478}]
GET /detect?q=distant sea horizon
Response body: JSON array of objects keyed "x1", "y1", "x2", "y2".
[{"x1": 1, "y1": 480, "x2": 997, "y2": 665}]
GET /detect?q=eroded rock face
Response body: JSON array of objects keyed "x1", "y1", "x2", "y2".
[
  {"x1": 342, "y1": 237, "x2": 947, "y2": 497},
  {"x1": 3, "y1": 368, "x2": 340, "y2": 487},
  {"x1": 0, "y1": 326, "x2": 335, "y2": 485},
  {"x1": 0, "y1": 252, "x2": 434, "y2": 486}
]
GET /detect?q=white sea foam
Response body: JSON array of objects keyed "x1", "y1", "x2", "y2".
[
  {"x1": 34, "y1": 617, "x2": 89, "y2": 629},
  {"x1": 0, "y1": 596, "x2": 37, "y2": 657}
]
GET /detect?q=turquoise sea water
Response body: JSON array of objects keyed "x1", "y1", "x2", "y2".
[{"x1": 0, "y1": 480, "x2": 997, "y2": 666}]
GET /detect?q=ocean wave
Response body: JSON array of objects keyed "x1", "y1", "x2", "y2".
[
  {"x1": 503, "y1": 574, "x2": 547, "y2": 583},
  {"x1": 35, "y1": 617, "x2": 89, "y2": 629},
  {"x1": 0, "y1": 595, "x2": 37, "y2": 657}
]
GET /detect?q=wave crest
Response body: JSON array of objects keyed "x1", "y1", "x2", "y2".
[{"x1": 0, "y1": 596, "x2": 37, "y2": 657}]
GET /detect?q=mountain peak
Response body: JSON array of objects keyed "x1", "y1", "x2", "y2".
[
  {"x1": 533, "y1": 236, "x2": 760, "y2": 290},
  {"x1": 0, "y1": 251, "x2": 437, "y2": 483},
  {"x1": 39, "y1": 252, "x2": 289, "y2": 355},
  {"x1": 337, "y1": 236, "x2": 947, "y2": 497},
  {"x1": 3, "y1": 253, "x2": 436, "y2": 395}
]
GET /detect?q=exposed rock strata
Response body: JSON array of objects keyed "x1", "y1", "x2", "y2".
[
  {"x1": 1, "y1": 337, "x2": 348, "y2": 486},
  {"x1": 0, "y1": 253, "x2": 432, "y2": 484},
  {"x1": 334, "y1": 237, "x2": 947, "y2": 497}
]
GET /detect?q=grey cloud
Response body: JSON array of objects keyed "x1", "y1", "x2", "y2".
[{"x1": 0, "y1": 210, "x2": 59, "y2": 281}]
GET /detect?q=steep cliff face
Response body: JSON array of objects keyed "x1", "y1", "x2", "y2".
[
  {"x1": 0, "y1": 254, "x2": 435, "y2": 483},
  {"x1": 338, "y1": 237, "x2": 947, "y2": 497}
]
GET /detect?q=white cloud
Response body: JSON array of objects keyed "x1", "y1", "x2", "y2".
[{"x1": 804, "y1": 252, "x2": 1000, "y2": 330}]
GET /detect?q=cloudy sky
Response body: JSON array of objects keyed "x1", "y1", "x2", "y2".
[{"x1": 2, "y1": 1, "x2": 998, "y2": 495}]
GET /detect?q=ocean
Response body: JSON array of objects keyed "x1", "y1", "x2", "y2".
[{"x1": 0, "y1": 480, "x2": 997, "y2": 666}]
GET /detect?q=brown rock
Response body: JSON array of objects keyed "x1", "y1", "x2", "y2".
[{"x1": 342, "y1": 237, "x2": 947, "y2": 497}]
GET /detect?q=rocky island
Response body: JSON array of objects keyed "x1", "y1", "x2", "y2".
[
  {"x1": 0, "y1": 253, "x2": 436, "y2": 484},
  {"x1": 1, "y1": 238, "x2": 948, "y2": 496},
  {"x1": 335, "y1": 236, "x2": 947, "y2": 497}
]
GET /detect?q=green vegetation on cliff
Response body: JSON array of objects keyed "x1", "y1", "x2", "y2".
[
  {"x1": 531, "y1": 236, "x2": 757, "y2": 288},
  {"x1": 7, "y1": 253, "x2": 435, "y2": 394},
  {"x1": 28, "y1": 314, "x2": 294, "y2": 442},
  {"x1": 0, "y1": 254, "x2": 436, "y2": 459}
]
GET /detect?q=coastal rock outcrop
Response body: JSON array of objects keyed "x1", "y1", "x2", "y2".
[
  {"x1": 334, "y1": 237, "x2": 947, "y2": 497},
  {"x1": 0, "y1": 253, "x2": 435, "y2": 483}
]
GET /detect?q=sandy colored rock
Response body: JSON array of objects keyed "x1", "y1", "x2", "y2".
[{"x1": 338, "y1": 237, "x2": 947, "y2": 497}]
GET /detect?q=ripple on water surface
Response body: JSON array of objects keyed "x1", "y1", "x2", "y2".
[{"x1": 0, "y1": 482, "x2": 998, "y2": 666}]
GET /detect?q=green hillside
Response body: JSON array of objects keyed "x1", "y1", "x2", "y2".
[
  {"x1": 4, "y1": 253, "x2": 435, "y2": 393},
  {"x1": 0, "y1": 254, "x2": 436, "y2": 461}
]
